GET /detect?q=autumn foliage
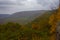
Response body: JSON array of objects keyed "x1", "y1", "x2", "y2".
[{"x1": 0, "y1": 7, "x2": 60, "y2": 40}]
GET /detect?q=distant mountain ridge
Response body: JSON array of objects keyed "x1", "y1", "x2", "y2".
[
  {"x1": 0, "y1": 10, "x2": 53, "y2": 24},
  {"x1": 0, "y1": 14, "x2": 10, "y2": 19}
]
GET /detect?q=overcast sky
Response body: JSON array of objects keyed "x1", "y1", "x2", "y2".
[{"x1": 0, "y1": 0, "x2": 59, "y2": 14}]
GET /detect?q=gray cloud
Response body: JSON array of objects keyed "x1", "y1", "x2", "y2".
[
  {"x1": 0, "y1": 0, "x2": 16, "y2": 5},
  {"x1": 0, "y1": 0, "x2": 59, "y2": 14},
  {"x1": 37, "y1": 0, "x2": 59, "y2": 9}
]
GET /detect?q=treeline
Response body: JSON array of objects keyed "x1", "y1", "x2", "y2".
[
  {"x1": 0, "y1": 22, "x2": 32, "y2": 40},
  {"x1": 0, "y1": 10, "x2": 59, "y2": 40},
  {"x1": 0, "y1": 22, "x2": 22, "y2": 40},
  {"x1": 0, "y1": 17, "x2": 52, "y2": 40},
  {"x1": 0, "y1": 22, "x2": 52, "y2": 40}
]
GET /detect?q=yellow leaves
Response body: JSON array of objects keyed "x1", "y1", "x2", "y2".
[
  {"x1": 49, "y1": 14, "x2": 55, "y2": 25},
  {"x1": 56, "y1": 7, "x2": 60, "y2": 21},
  {"x1": 49, "y1": 14, "x2": 56, "y2": 40},
  {"x1": 49, "y1": 6, "x2": 60, "y2": 25},
  {"x1": 50, "y1": 24, "x2": 56, "y2": 34},
  {"x1": 49, "y1": 13, "x2": 57, "y2": 34},
  {"x1": 56, "y1": 15, "x2": 60, "y2": 21},
  {"x1": 32, "y1": 22, "x2": 40, "y2": 30},
  {"x1": 49, "y1": 8, "x2": 60, "y2": 33}
]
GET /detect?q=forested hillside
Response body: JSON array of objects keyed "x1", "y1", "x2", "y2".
[
  {"x1": 0, "y1": 8, "x2": 59, "y2": 40},
  {"x1": 0, "y1": 10, "x2": 46, "y2": 24}
]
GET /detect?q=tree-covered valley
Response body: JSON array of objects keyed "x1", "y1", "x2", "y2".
[{"x1": 0, "y1": 7, "x2": 60, "y2": 40}]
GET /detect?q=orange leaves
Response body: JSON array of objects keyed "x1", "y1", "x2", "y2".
[{"x1": 32, "y1": 22, "x2": 40, "y2": 30}]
